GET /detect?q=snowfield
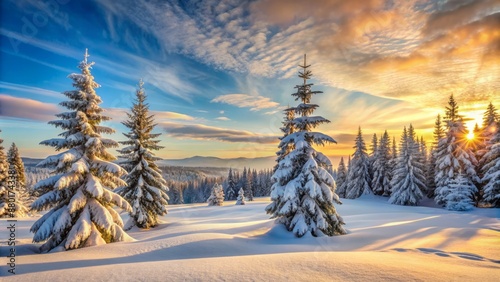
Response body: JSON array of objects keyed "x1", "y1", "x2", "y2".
[{"x1": 2, "y1": 196, "x2": 499, "y2": 281}]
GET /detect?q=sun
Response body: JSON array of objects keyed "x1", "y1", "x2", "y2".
[{"x1": 466, "y1": 130, "x2": 475, "y2": 140}]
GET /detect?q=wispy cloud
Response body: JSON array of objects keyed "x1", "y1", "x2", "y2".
[
  {"x1": 0, "y1": 81, "x2": 61, "y2": 98},
  {"x1": 161, "y1": 122, "x2": 278, "y2": 143},
  {"x1": 105, "y1": 108, "x2": 197, "y2": 122},
  {"x1": 0, "y1": 94, "x2": 59, "y2": 121},
  {"x1": 95, "y1": 0, "x2": 499, "y2": 109},
  {"x1": 215, "y1": 116, "x2": 230, "y2": 121},
  {"x1": 211, "y1": 94, "x2": 280, "y2": 111}
]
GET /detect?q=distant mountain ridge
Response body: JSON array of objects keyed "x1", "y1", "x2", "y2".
[
  {"x1": 157, "y1": 156, "x2": 275, "y2": 170},
  {"x1": 22, "y1": 156, "x2": 276, "y2": 170}
]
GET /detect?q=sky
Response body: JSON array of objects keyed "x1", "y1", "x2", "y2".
[{"x1": 0, "y1": 0, "x2": 499, "y2": 166}]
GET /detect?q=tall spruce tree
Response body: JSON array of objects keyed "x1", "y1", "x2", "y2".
[
  {"x1": 117, "y1": 80, "x2": 169, "y2": 229},
  {"x1": 0, "y1": 130, "x2": 11, "y2": 217},
  {"x1": 6, "y1": 143, "x2": 29, "y2": 217},
  {"x1": 225, "y1": 168, "x2": 237, "y2": 200},
  {"x1": 30, "y1": 50, "x2": 132, "y2": 252},
  {"x1": 266, "y1": 54, "x2": 345, "y2": 237},
  {"x1": 427, "y1": 114, "x2": 444, "y2": 198},
  {"x1": 346, "y1": 127, "x2": 372, "y2": 199},
  {"x1": 335, "y1": 157, "x2": 347, "y2": 198},
  {"x1": 389, "y1": 125, "x2": 426, "y2": 206},
  {"x1": 481, "y1": 120, "x2": 500, "y2": 207},
  {"x1": 372, "y1": 131, "x2": 392, "y2": 196},
  {"x1": 434, "y1": 96, "x2": 479, "y2": 209},
  {"x1": 369, "y1": 133, "x2": 378, "y2": 179}
]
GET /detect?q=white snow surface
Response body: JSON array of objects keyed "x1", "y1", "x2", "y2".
[{"x1": 1, "y1": 196, "x2": 499, "y2": 281}]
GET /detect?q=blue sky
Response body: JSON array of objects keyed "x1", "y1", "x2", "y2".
[{"x1": 0, "y1": 0, "x2": 498, "y2": 164}]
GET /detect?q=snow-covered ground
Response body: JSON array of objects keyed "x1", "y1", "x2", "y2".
[{"x1": 1, "y1": 196, "x2": 499, "y2": 281}]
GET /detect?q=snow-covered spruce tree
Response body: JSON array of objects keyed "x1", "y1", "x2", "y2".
[
  {"x1": 6, "y1": 143, "x2": 29, "y2": 217},
  {"x1": 30, "y1": 50, "x2": 132, "y2": 252},
  {"x1": 372, "y1": 131, "x2": 392, "y2": 196},
  {"x1": 241, "y1": 167, "x2": 253, "y2": 201},
  {"x1": 427, "y1": 114, "x2": 444, "y2": 198},
  {"x1": 225, "y1": 168, "x2": 237, "y2": 200},
  {"x1": 389, "y1": 125, "x2": 426, "y2": 206},
  {"x1": 442, "y1": 173, "x2": 477, "y2": 211},
  {"x1": 481, "y1": 120, "x2": 500, "y2": 207},
  {"x1": 434, "y1": 96, "x2": 479, "y2": 208},
  {"x1": 477, "y1": 103, "x2": 499, "y2": 178},
  {"x1": 266, "y1": 54, "x2": 345, "y2": 237},
  {"x1": 335, "y1": 157, "x2": 347, "y2": 198},
  {"x1": 207, "y1": 183, "x2": 224, "y2": 206},
  {"x1": 236, "y1": 187, "x2": 246, "y2": 205},
  {"x1": 346, "y1": 127, "x2": 372, "y2": 199},
  {"x1": 369, "y1": 133, "x2": 378, "y2": 179},
  {"x1": 117, "y1": 80, "x2": 169, "y2": 229},
  {"x1": 0, "y1": 130, "x2": 10, "y2": 217}
]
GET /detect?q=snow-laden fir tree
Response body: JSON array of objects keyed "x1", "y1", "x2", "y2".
[
  {"x1": 266, "y1": 54, "x2": 345, "y2": 237},
  {"x1": 434, "y1": 96, "x2": 479, "y2": 208},
  {"x1": 30, "y1": 50, "x2": 132, "y2": 252},
  {"x1": 5, "y1": 143, "x2": 29, "y2": 217},
  {"x1": 241, "y1": 167, "x2": 253, "y2": 201},
  {"x1": 335, "y1": 157, "x2": 347, "y2": 198},
  {"x1": 369, "y1": 133, "x2": 378, "y2": 179},
  {"x1": 477, "y1": 103, "x2": 499, "y2": 180},
  {"x1": 389, "y1": 125, "x2": 426, "y2": 206},
  {"x1": 372, "y1": 131, "x2": 392, "y2": 196},
  {"x1": 225, "y1": 168, "x2": 237, "y2": 200},
  {"x1": 346, "y1": 127, "x2": 372, "y2": 199},
  {"x1": 481, "y1": 120, "x2": 500, "y2": 207},
  {"x1": 207, "y1": 183, "x2": 224, "y2": 206},
  {"x1": 0, "y1": 130, "x2": 11, "y2": 217},
  {"x1": 427, "y1": 114, "x2": 444, "y2": 198},
  {"x1": 117, "y1": 80, "x2": 169, "y2": 229},
  {"x1": 236, "y1": 187, "x2": 246, "y2": 205},
  {"x1": 441, "y1": 173, "x2": 477, "y2": 211}
]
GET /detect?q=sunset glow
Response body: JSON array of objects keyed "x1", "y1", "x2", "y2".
[{"x1": 0, "y1": 0, "x2": 498, "y2": 166}]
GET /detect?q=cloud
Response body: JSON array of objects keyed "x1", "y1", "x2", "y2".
[
  {"x1": 0, "y1": 94, "x2": 59, "y2": 121},
  {"x1": 104, "y1": 108, "x2": 196, "y2": 122},
  {"x1": 216, "y1": 116, "x2": 230, "y2": 121},
  {"x1": 94, "y1": 0, "x2": 499, "y2": 110},
  {"x1": 161, "y1": 122, "x2": 278, "y2": 143},
  {"x1": 211, "y1": 94, "x2": 280, "y2": 111},
  {"x1": 0, "y1": 81, "x2": 62, "y2": 98}
]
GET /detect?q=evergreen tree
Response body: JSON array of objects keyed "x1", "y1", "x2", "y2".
[
  {"x1": 236, "y1": 187, "x2": 246, "y2": 205},
  {"x1": 241, "y1": 167, "x2": 253, "y2": 201},
  {"x1": 434, "y1": 96, "x2": 479, "y2": 208},
  {"x1": 225, "y1": 168, "x2": 237, "y2": 200},
  {"x1": 481, "y1": 120, "x2": 500, "y2": 207},
  {"x1": 0, "y1": 130, "x2": 11, "y2": 217},
  {"x1": 442, "y1": 173, "x2": 477, "y2": 211},
  {"x1": 207, "y1": 183, "x2": 224, "y2": 206},
  {"x1": 482, "y1": 102, "x2": 499, "y2": 129},
  {"x1": 389, "y1": 125, "x2": 426, "y2": 206},
  {"x1": 30, "y1": 50, "x2": 132, "y2": 252},
  {"x1": 117, "y1": 80, "x2": 169, "y2": 229},
  {"x1": 346, "y1": 127, "x2": 372, "y2": 199},
  {"x1": 372, "y1": 131, "x2": 391, "y2": 196},
  {"x1": 335, "y1": 157, "x2": 347, "y2": 198},
  {"x1": 427, "y1": 114, "x2": 444, "y2": 198},
  {"x1": 251, "y1": 169, "x2": 259, "y2": 197},
  {"x1": 369, "y1": 133, "x2": 378, "y2": 179},
  {"x1": 266, "y1": 54, "x2": 345, "y2": 237},
  {"x1": 445, "y1": 94, "x2": 460, "y2": 122},
  {"x1": 5, "y1": 143, "x2": 29, "y2": 217}
]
